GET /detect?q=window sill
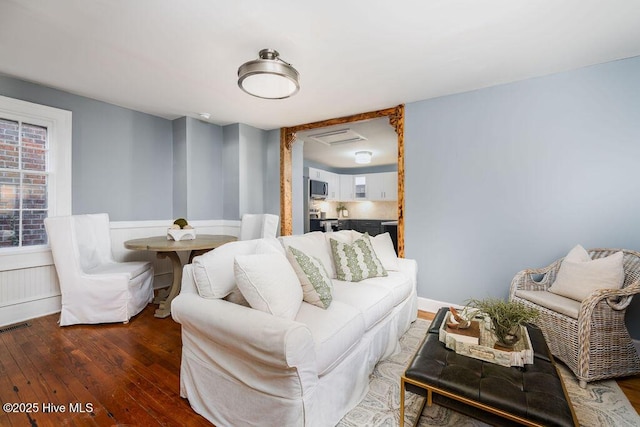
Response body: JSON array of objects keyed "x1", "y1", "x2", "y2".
[{"x1": 0, "y1": 246, "x2": 53, "y2": 271}]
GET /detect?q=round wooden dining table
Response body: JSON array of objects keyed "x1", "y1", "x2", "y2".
[{"x1": 124, "y1": 234, "x2": 236, "y2": 318}]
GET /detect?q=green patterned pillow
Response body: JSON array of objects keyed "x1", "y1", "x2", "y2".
[
  {"x1": 330, "y1": 233, "x2": 388, "y2": 282},
  {"x1": 287, "y1": 246, "x2": 333, "y2": 309}
]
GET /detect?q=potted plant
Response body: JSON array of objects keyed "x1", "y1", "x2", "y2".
[
  {"x1": 336, "y1": 203, "x2": 347, "y2": 218},
  {"x1": 467, "y1": 298, "x2": 539, "y2": 348}
]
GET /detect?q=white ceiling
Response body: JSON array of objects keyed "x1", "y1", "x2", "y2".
[
  {"x1": 298, "y1": 117, "x2": 397, "y2": 168},
  {"x1": 1, "y1": 1, "x2": 639, "y2": 131}
]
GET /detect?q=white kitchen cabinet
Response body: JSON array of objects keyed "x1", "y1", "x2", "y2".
[
  {"x1": 309, "y1": 168, "x2": 397, "y2": 201},
  {"x1": 339, "y1": 175, "x2": 354, "y2": 201},
  {"x1": 365, "y1": 172, "x2": 397, "y2": 201},
  {"x1": 353, "y1": 175, "x2": 367, "y2": 200},
  {"x1": 325, "y1": 172, "x2": 339, "y2": 200}
]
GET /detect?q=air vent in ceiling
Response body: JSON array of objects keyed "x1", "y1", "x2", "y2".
[{"x1": 307, "y1": 128, "x2": 367, "y2": 146}]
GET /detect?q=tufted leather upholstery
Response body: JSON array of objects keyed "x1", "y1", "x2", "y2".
[{"x1": 404, "y1": 308, "x2": 577, "y2": 427}]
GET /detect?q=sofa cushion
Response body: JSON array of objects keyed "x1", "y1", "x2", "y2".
[
  {"x1": 295, "y1": 301, "x2": 365, "y2": 376},
  {"x1": 362, "y1": 271, "x2": 413, "y2": 307},
  {"x1": 280, "y1": 232, "x2": 336, "y2": 278},
  {"x1": 234, "y1": 253, "x2": 303, "y2": 320},
  {"x1": 287, "y1": 246, "x2": 333, "y2": 309},
  {"x1": 549, "y1": 245, "x2": 624, "y2": 301},
  {"x1": 330, "y1": 233, "x2": 387, "y2": 282},
  {"x1": 515, "y1": 290, "x2": 581, "y2": 319},
  {"x1": 331, "y1": 281, "x2": 395, "y2": 330}
]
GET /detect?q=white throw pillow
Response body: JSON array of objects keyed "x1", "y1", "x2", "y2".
[
  {"x1": 371, "y1": 232, "x2": 399, "y2": 271},
  {"x1": 234, "y1": 253, "x2": 303, "y2": 319},
  {"x1": 192, "y1": 240, "x2": 258, "y2": 299},
  {"x1": 256, "y1": 237, "x2": 286, "y2": 256},
  {"x1": 325, "y1": 230, "x2": 354, "y2": 245},
  {"x1": 287, "y1": 246, "x2": 333, "y2": 309},
  {"x1": 279, "y1": 232, "x2": 336, "y2": 278},
  {"x1": 549, "y1": 245, "x2": 625, "y2": 301}
]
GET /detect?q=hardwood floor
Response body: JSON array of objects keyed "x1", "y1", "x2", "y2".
[
  {"x1": 0, "y1": 307, "x2": 638, "y2": 426},
  {"x1": 0, "y1": 304, "x2": 209, "y2": 426}
]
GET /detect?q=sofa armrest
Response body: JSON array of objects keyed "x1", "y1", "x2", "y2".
[
  {"x1": 172, "y1": 292, "x2": 316, "y2": 371},
  {"x1": 397, "y1": 257, "x2": 418, "y2": 289}
]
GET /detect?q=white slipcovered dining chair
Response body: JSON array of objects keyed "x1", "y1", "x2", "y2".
[
  {"x1": 239, "y1": 213, "x2": 280, "y2": 240},
  {"x1": 45, "y1": 213, "x2": 154, "y2": 326}
]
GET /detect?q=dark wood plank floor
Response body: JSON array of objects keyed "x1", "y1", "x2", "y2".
[
  {"x1": 0, "y1": 304, "x2": 209, "y2": 427},
  {"x1": 0, "y1": 306, "x2": 638, "y2": 426}
]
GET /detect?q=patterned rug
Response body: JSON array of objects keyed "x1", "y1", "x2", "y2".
[{"x1": 338, "y1": 319, "x2": 640, "y2": 427}]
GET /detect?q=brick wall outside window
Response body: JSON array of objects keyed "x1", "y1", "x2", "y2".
[{"x1": 0, "y1": 118, "x2": 48, "y2": 247}]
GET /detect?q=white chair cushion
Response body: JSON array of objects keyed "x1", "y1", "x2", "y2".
[
  {"x1": 330, "y1": 233, "x2": 387, "y2": 282},
  {"x1": 515, "y1": 290, "x2": 581, "y2": 319},
  {"x1": 549, "y1": 245, "x2": 624, "y2": 301},
  {"x1": 234, "y1": 253, "x2": 302, "y2": 320},
  {"x1": 295, "y1": 301, "x2": 365, "y2": 376},
  {"x1": 85, "y1": 261, "x2": 151, "y2": 279},
  {"x1": 279, "y1": 232, "x2": 336, "y2": 278},
  {"x1": 287, "y1": 246, "x2": 333, "y2": 309},
  {"x1": 331, "y1": 281, "x2": 395, "y2": 330}
]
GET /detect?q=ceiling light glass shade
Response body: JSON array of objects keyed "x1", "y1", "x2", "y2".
[
  {"x1": 238, "y1": 49, "x2": 300, "y2": 99},
  {"x1": 355, "y1": 151, "x2": 372, "y2": 164}
]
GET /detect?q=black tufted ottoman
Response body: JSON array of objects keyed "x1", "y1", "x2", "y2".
[{"x1": 400, "y1": 308, "x2": 578, "y2": 427}]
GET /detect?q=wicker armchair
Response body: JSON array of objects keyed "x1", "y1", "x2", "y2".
[{"x1": 509, "y1": 248, "x2": 640, "y2": 388}]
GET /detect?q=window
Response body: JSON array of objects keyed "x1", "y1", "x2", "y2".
[
  {"x1": 0, "y1": 95, "x2": 71, "y2": 264},
  {"x1": 0, "y1": 119, "x2": 49, "y2": 247}
]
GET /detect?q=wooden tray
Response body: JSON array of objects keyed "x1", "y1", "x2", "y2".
[{"x1": 438, "y1": 311, "x2": 534, "y2": 367}]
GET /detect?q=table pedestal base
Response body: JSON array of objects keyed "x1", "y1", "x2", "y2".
[{"x1": 154, "y1": 251, "x2": 183, "y2": 318}]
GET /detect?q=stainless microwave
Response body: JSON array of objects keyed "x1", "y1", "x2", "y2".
[{"x1": 310, "y1": 179, "x2": 328, "y2": 199}]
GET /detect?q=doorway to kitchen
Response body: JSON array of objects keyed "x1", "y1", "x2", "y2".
[{"x1": 280, "y1": 105, "x2": 405, "y2": 257}]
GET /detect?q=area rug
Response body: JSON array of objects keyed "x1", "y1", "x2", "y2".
[{"x1": 338, "y1": 319, "x2": 640, "y2": 427}]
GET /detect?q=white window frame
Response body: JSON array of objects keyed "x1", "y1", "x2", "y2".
[{"x1": 0, "y1": 95, "x2": 72, "y2": 271}]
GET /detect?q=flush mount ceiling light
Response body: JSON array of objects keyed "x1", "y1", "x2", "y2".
[
  {"x1": 237, "y1": 49, "x2": 300, "y2": 99},
  {"x1": 355, "y1": 151, "x2": 372, "y2": 164}
]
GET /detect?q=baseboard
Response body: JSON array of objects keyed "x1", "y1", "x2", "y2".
[
  {"x1": 0, "y1": 295, "x2": 62, "y2": 327},
  {"x1": 417, "y1": 296, "x2": 459, "y2": 314}
]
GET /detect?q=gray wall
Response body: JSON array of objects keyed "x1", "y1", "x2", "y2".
[
  {"x1": 238, "y1": 124, "x2": 266, "y2": 216},
  {"x1": 0, "y1": 75, "x2": 174, "y2": 221},
  {"x1": 185, "y1": 117, "x2": 224, "y2": 220},
  {"x1": 222, "y1": 123, "x2": 272, "y2": 220},
  {"x1": 292, "y1": 140, "x2": 305, "y2": 235},
  {"x1": 0, "y1": 74, "x2": 273, "y2": 222},
  {"x1": 222, "y1": 124, "x2": 241, "y2": 220},
  {"x1": 265, "y1": 129, "x2": 281, "y2": 216},
  {"x1": 172, "y1": 117, "x2": 188, "y2": 219},
  {"x1": 404, "y1": 56, "x2": 640, "y2": 337}
]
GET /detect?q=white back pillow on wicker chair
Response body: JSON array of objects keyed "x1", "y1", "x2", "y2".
[{"x1": 549, "y1": 244, "x2": 624, "y2": 301}]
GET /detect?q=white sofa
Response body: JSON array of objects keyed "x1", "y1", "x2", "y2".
[{"x1": 172, "y1": 231, "x2": 418, "y2": 426}]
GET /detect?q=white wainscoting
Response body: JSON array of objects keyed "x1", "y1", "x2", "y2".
[{"x1": 0, "y1": 219, "x2": 240, "y2": 327}]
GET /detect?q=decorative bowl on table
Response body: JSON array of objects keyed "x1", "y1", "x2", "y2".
[{"x1": 167, "y1": 228, "x2": 196, "y2": 241}]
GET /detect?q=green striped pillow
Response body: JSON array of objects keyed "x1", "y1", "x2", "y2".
[
  {"x1": 330, "y1": 233, "x2": 387, "y2": 282},
  {"x1": 287, "y1": 246, "x2": 333, "y2": 309}
]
